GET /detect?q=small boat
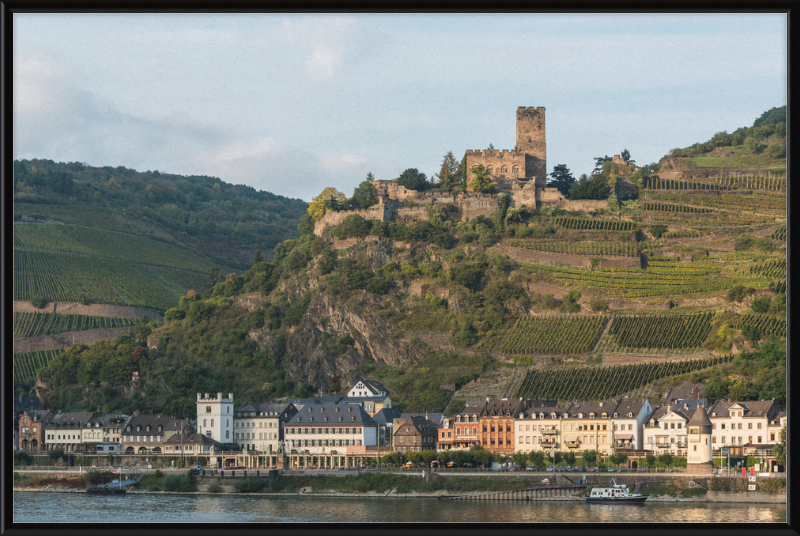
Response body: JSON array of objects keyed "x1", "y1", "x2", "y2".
[
  {"x1": 586, "y1": 480, "x2": 648, "y2": 504},
  {"x1": 87, "y1": 479, "x2": 138, "y2": 495}
]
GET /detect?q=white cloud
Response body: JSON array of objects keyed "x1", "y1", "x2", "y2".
[
  {"x1": 305, "y1": 47, "x2": 343, "y2": 80},
  {"x1": 321, "y1": 153, "x2": 367, "y2": 174},
  {"x1": 214, "y1": 137, "x2": 279, "y2": 163}
]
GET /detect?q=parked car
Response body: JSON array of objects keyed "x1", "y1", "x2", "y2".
[
  {"x1": 575, "y1": 466, "x2": 585, "y2": 472},
  {"x1": 404, "y1": 461, "x2": 414, "y2": 468},
  {"x1": 588, "y1": 466, "x2": 598, "y2": 472},
  {"x1": 526, "y1": 466, "x2": 536, "y2": 472},
  {"x1": 618, "y1": 467, "x2": 628, "y2": 473},
  {"x1": 607, "y1": 466, "x2": 616, "y2": 472},
  {"x1": 546, "y1": 465, "x2": 555, "y2": 472},
  {"x1": 446, "y1": 461, "x2": 456, "y2": 468},
  {"x1": 462, "y1": 462, "x2": 474, "y2": 468},
  {"x1": 556, "y1": 466, "x2": 566, "y2": 472},
  {"x1": 638, "y1": 467, "x2": 649, "y2": 472}
]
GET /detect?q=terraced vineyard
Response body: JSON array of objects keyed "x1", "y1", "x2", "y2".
[
  {"x1": 646, "y1": 191, "x2": 786, "y2": 213},
  {"x1": 642, "y1": 202, "x2": 713, "y2": 214},
  {"x1": 13, "y1": 312, "x2": 135, "y2": 340},
  {"x1": 508, "y1": 239, "x2": 639, "y2": 257},
  {"x1": 13, "y1": 250, "x2": 206, "y2": 311},
  {"x1": 552, "y1": 217, "x2": 636, "y2": 232},
  {"x1": 13, "y1": 349, "x2": 64, "y2": 382},
  {"x1": 518, "y1": 261, "x2": 769, "y2": 298},
  {"x1": 514, "y1": 355, "x2": 734, "y2": 402},
  {"x1": 501, "y1": 315, "x2": 607, "y2": 355},
  {"x1": 608, "y1": 313, "x2": 713, "y2": 349},
  {"x1": 771, "y1": 226, "x2": 786, "y2": 241},
  {"x1": 643, "y1": 177, "x2": 732, "y2": 191},
  {"x1": 750, "y1": 259, "x2": 786, "y2": 279},
  {"x1": 735, "y1": 313, "x2": 786, "y2": 338}
]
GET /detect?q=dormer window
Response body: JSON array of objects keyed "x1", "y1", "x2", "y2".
[
  {"x1": 335, "y1": 408, "x2": 339, "y2": 413},
  {"x1": 339, "y1": 417, "x2": 342, "y2": 422},
  {"x1": 309, "y1": 417, "x2": 313, "y2": 422},
  {"x1": 602, "y1": 413, "x2": 607, "y2": 418},
  {"x1": 308, "y1": 408, "x2": 312, "y2": 412},
  {"x1": 628, "y1": 413, "x2": 633, "y2": 418},
  {"x1": 589, "y1": 413, "x2": 595, "y2": 418},
  {"x1": 579, "y1": 413, "x2": 584, "y2": 418},
  {"x1": 614, "y1": 413, "x2": 619, "y2": 418}
]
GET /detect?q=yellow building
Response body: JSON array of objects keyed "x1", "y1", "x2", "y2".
[{"x1": 559, "y1": 402, "x2": 614, "y2": 456}]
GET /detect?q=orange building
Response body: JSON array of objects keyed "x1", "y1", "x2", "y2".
[{"x1": 479, "y1": 398, "x2": 526, "y2": 455}]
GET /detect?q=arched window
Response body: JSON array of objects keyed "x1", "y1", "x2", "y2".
[
  {"x1": 226, "y1": 430, "x2": 229, "y2": 439},
  {"x1": 228, "y1": 407, "x2": 230, "y2": 413},
  {"x1": 487, "y1": 166, "x2": 493, "y2": 173},
  {"x1": 512, "y1": 166, "x2": 519, "y2": 173},
  {"x1": 203, "y1": 419, "x2": 207, "y2": 427},
  {"x1": 501, "y1": 166, "x2": 508, "y2": 173},
  {"x1": 211, "y1": 419, "x2": 214, "y2": 427}
]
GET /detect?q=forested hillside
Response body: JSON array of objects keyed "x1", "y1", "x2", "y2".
[{"x1": 19, "y1": 107, "x2": 786, "y2": 417}]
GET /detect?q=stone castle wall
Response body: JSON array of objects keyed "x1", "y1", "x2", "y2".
[{"x1": 516, "y1": 107, "x2": 546, "y2": 180}]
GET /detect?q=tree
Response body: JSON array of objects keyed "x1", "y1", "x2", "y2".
[
  {"x1": 560, "y1": 290, "x2": 581, "y2": 313},
  {"x1": 620, "y1": 149, "x2": 635, "y2": 165},
  {"x1": 253, "y1": 246, "x2": 263, "y2": 264},
  {"x1": 511, "y1": 452, "x2": 529, "y2": 467},
  {"x1": 365, "y1": 171, "x2": 375, "y2": 182},
  {"x1": 469, "y1": 165, "x2": 494, "y2": 193},
  {"x1": 48, "y1": 447, "x2": 65, "y2": 463},
  {"x1": 547, "y1": 164, "x2": 575, "y2": 196},
  {"x1": 643, "y1": 454, "x2": 656, "y2": 468},
  {"x1": 773, "y1": 426, "x2": 786, "y2": 470},
  {"x1": 470, "y1": 444, "x2": 493, "y2": 468},
  {"x1": 396, "y1": 168, "x2": 429, "y2": 191},
  {"x1": 593, "y1": 155, "x2": 612, "y2": 174},
  {"x1": 563, "y1": 451, "x2": 577, "y2": 465},
  {"x1": 349, "y1": 179, "x2": 377, "y2": 209},
  {"x1": 487, "y1": 143, "x2": 495, "y2": 150},
  {"x1": 202, "y1": 266, "x2": 224, "y2": 295},
  {"x1": 609, "y1": 452, "x2": 628, "y2": 469},
  {"x1": 307, "y1": 187, "x2": 347, "y2": 221},
  {"x1": 297, "y1": 213, "x2": 315, "y2": 235},
  {"x1": 134, "y1": 314, "x2": 153, "y2": 343},
  {"x1": 657, "y1": 452, "x2": 674, "y2": 471},
  {"x1": 435, "y1": 151, "x2": 460, "y2": 192},
  {"x1": 581, "y1": 450, "x2": 598, "y2": 468},
  {"x1": 568, "y1": 173, "x2": 610, "y2": 200},
  {"x1": 528, "y1": 450, "x2": 546, "y2": 470}
]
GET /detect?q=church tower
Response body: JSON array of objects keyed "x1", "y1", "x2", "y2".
[{"x1": 686, "y1": 405, "x2": 713, "y2": 473}]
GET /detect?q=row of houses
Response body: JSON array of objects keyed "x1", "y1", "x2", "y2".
[{"x1": 14, "y1": 380, "x2": 786, "y2": 465}]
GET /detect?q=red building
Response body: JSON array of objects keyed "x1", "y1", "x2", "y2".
[
  {"x1": 479, "y1": 398, "x2": 526, "y2": 456},
  {"x1": 19, "y1": 409, "x2": 54, "y2": 451}
]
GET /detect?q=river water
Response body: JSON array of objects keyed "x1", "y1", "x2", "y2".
[{"x1": 13, "y1": 492, "x2": 786, "y2": 523}]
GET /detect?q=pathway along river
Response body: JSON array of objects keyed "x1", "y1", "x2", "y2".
[{"x1": 13, "y1": 492, "x2": 786, "y2": 523}]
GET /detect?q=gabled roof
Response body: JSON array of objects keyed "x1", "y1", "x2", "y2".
[
  {"x1": 611, "y1": 398, "x2": 647, "y2": 417},
  {"x1": 664, "y1": 380, "x2": 706, "y2": 402},
  {"x1": 21, "y1": 409, "x2": 53, "y2": 422},
  {"x1": 287, "y1": 403, "x2": 378, "y2": 426},
  {"x1": 123, "y1": 416, "x2": 189, "y2": 434},
  {"x1": 708, "y1": 400, "x2": 782, "y2": 419},
  {"x1": 456, "y1": 401, "x2": 487, "y2": 416},
  {"x1": 46, "y1": 412, "x2": 96, "y2": 428},
  {"x1": 401, "y1": 413, "x2": 444, "y2": 426},
  {"x1": 320, "y1": 395, "x2": 344, "y2": 403},
  {"x1": 482, "y1": 399, "x2": 526, "y2": 417},
  {"x1": 236, "y1": 402, "x2": 297, "y2": 417},
  {"x1": 86, "y1": 413, "x2": 128, "y2": 427},
  {"x1": 393, "y1": 415, "x2": 438, "y2": 436},
  {"x1": 561, "y1": 402, "x2": 615, "y2": 419},
  {"x1": 371, "y1": 407, "x2": 402, "y2": 425},
  {"x1": 343, "y1": 395, "x2": 390, "y2": 403},
  {"x1": 521, "y1": 404, "x2": 573, "y2": 419},
  {"x1": 350, "y1": 379, "x2": 387, "y2": 394},
  {"x1": 163, "y1": 432, "x2": 223, "y2": 447},
  {"x1": 14, "y1": 396, "x2": 42, "y2": 414}
]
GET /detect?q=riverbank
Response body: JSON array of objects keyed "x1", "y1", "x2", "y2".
[{"x1": 13, "y1": 486, "x2": 785, "y2": 503}]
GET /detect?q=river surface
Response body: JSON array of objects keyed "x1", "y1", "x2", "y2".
[{"x1": 13, "y1": 492, "x2": 786, "y2": 523}]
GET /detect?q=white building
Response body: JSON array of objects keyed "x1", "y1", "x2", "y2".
[
  {"x1": 233, "y1": 402, "x2": 298, "y2": 453},
  {"x1": 515, "y1": 405, "x2": 571, "y2": 454},
  {"x1": 197, "y1": 392, "x2": 234, "y2": 444},
  {"x1": 610, "y1": 398, "x2": 652, "y2": 451},
  {"x1": 686, "y1": 403, "x2": 713, "y2": 472},
  {"x1": 707, "y1": 399, "x2": 783, "y2": 457},
  {"x1": 347, "y1": 379, "x2": 387, "y2": 398},
  {"x1": 44, "y1": 411, "x2": 95, "y2": 452},
  {"x1": 643, "y1": 406, "x2": 693, "y2": 457},
  {"x1": 284, "y1": 403, "x2": 378, "y2": 464}
]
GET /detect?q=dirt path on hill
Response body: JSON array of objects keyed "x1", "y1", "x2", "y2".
[
  {"x1": 13, "y1": 327, "x2": 134, "y2": 353},
  {"x1": 13, "y1": 301, "x2": 163, "y2": 321}
]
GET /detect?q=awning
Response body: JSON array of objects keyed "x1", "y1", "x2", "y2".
[{"x1": 615, "y1": 434, "x2": 633, "y2": 440}]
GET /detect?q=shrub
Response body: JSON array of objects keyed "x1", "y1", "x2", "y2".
[
  {"x1": 162, "y1": 474, "x2": 195, "y2": 492},
  {"x1": 649, "y1": 224, "x2": 668, "y2": 239},
  {"x1": 765, "y1": 140, "x2": 786, "y2": 158},
  {"x1": 589, "y1": 299, "x2": 608, "y2": 312},
  {"x1": 206, "y1": 483, "x2": 223, "y2": 493},
  {"x1": 726, "y1": 285, "x2": 755, "y2": 303},
  {"x1": 233, "y1": 477, "x2": 266, "y2": 493},
  {"x1": 751, "y1": 296, "x2": 771, "y2": 313},
  {"x1": 354, "y1": 478, "x2": 370, "y2": 493},
  {"x1": 31, "y1": 296, "x2": 48, "y2": 309}
]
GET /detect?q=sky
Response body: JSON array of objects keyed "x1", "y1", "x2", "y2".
[{"x1": 14, "y1": 13, "x2": 787, "y2": 201}]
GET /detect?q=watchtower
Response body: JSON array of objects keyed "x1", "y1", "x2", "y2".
[
  {"x1": 197, "y1": 392, "x2": 234, "y2": 444},
  {"x1": 515, "y1": 107, "x2": 546, "y2": 183},
  {"x1": 686, "y1": 405, "x2": 713, "y2": 473}
]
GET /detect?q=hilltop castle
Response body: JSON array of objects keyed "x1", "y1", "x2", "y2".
[
  {"x1": 313, "y1": 107, "x2": 612, "y2": 236},
  {"x1": 465, "y1": 106, "x2": 547, "y2": 191}
]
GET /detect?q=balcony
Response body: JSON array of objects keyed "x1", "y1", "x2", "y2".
[
  {"x1": 541, "y1": 439, "x2": 557, "y2": 446},
  {"x1": 541, "y1": 428, "x2": 558, "y2": 435},
  {"x1": 565, "y1": 441, "x2": 580, "y2": 449},
  {"x1": 655, "y1": 443, "x2": 671, "y2": 448}
]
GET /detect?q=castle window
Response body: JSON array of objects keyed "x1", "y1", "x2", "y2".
[
  {"x1": 512, "y1": 166, "x2": 519, "y2": 173},
  {"x1": 206, "y1": 406, "x2": 211, "y2": 413},
  {"x1": 501, "y1": 166, "x2": 508, "y2": 173},
  {"x1": 487, "y1": 166, "x2": 493, "y2": 173}
]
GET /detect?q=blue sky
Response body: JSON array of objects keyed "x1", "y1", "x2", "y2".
[{"x1": 14, "y1": 14, "x2": 786, "y2": 201}]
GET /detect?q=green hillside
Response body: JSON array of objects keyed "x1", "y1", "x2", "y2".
[{"x1": 18, "y1": 107, "x2": 786, "y2": 416}]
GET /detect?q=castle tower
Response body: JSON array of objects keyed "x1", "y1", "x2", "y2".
[
  {"x1": 686, "y1": 405, "x2": 713, "y2": 473},
  {"x1": 515, "y1": 106, "x2": 546, "y2": 186},
  {"x1": 197, "y1": 392, "x2": 234, "y2": 444}
]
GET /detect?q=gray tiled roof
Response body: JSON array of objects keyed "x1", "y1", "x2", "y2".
[
  {"x1": 45, "y1": 412, "x2": 96, "y2": 428},
  {"x1": 401, "y1": 413, "x2": 444, "y2": 426},
  {"x1": 372, "y1": 407, "x2": 402, "y2": 425},
  {"x1": 236, "y1": 402, "x2": 297, "y2": 417},
  {"x1": 287, "y1": 403, "x2": 378, "y2": 426},
  {"x1": 163, "y1": 431, "x2": 223, "y2": 447},
  {"x1": 708, "y1": 400, "x2": 781, "y2": 419},
  {"x1": 521, "y1": 405, "x2": 574, "y2": 419},
  {"x1": 561, "y1": 402, "x2": 616, "y2": 419}
]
